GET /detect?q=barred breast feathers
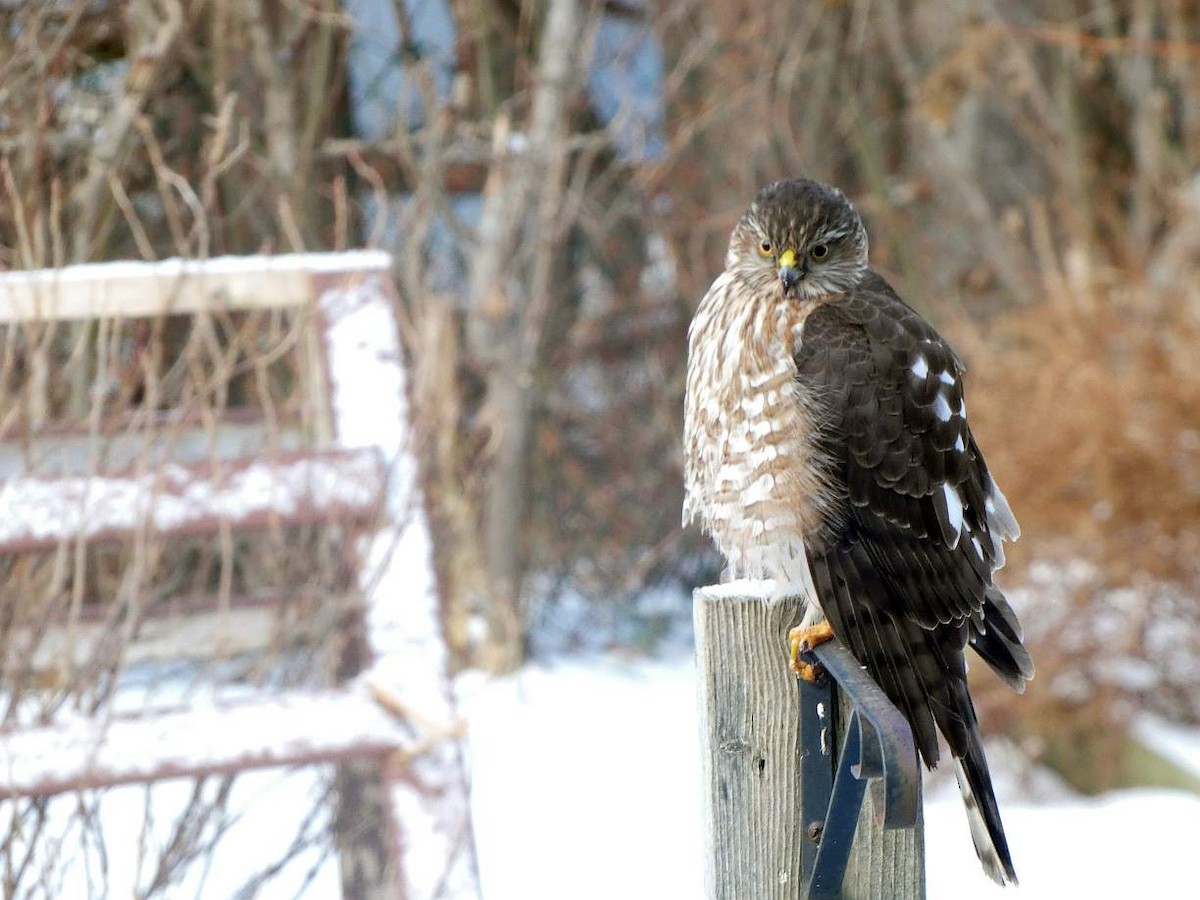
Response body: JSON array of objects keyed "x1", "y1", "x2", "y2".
[{"x1": 682, "y1": 272, "x2": 839, "y2": 593}]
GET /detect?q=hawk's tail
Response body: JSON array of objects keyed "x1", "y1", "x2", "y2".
[{"x1": 953, "y1": 733, "x2": 1018, "y2": 886}]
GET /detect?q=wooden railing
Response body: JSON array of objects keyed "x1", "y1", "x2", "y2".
[{"x1": 0, "y1": 252, "x2": 477, "y2": 899}]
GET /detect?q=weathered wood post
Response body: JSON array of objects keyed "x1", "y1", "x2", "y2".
[{"x1": 694, "y1": 583, "x2": 925, "y2": 900}]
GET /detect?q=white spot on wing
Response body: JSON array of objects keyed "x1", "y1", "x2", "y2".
[
  {"x1": 911, "y1": 354, "x2": 929, "y2": 380},
  {"x1": 933, "y1": 392, "x2": 953, "y2": 422},
  {"x1": 939, "y1": 370, "x2": 956, "y2": 385},
  {"x1": 942, "y1": 482, "x2": 964, "y2": 548},
  {"x1": 984, "y1": 476, "x2": 1020, "y2": 539},
  {"x1": 954, "y1": 433, "x2": 965, "y2": 452}
]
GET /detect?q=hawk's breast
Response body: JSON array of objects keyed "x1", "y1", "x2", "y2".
[{"x1": 683, "y1": 274, "x2": 836, "y2": 596}]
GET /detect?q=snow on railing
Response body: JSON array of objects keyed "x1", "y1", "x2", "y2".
[
  {"x1": 315, "y1": 265, "x2": 479, "y2": 897},
  {"x1": 0, "y1": 448, "x2": 384, "y2": 552},
  {"x1": 0, "y1": 688, "x2": 411, "y2": 799},
  {"x1": 0, "y1": 250, "x2": 391, "y2": 322}
]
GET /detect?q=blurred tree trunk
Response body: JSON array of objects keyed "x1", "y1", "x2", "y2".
[{"x1": 464, "y1": 0, "x2": 582, "y2": 673}]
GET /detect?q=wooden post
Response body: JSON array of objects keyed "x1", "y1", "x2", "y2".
[{"x1": 694, "y1": 584, "x2": 924, "y2": 900}]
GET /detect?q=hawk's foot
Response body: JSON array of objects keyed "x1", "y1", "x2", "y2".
[
  {"x1": 790, "y1": 658, "x2": 826, "y2": 682},
  {"x1": 788, "y1": 620, "x2": 834, "y2": 682}
]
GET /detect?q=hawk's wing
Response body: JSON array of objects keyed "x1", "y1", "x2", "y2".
[{"x1": 795, "y1": 273, "x2": 1033, "y2": 883}]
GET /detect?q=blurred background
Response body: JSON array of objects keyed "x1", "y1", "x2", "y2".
[{"x1": 1, "y1": 0, "x2": 1199, "y2": 897}]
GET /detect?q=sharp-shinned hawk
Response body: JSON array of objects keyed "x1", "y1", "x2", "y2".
[{"x1": 683, "y1": 178, "x2": 1034, "y2": 885}]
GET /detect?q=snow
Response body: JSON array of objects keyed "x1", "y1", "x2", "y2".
[
  {"x1": 462, "y1": 653, "x2": 1200, "y2": 900},
  {"x1": 460, "y1": 658, "x2": 704, "y2": 900},
  {"x1": 12, "y1": 646, "x2": 1196, "y2": 898},
  {"x1": 0, "y1": 449, "x2": 382, "y2": 547},
  {"x1": 0, "y1": 251, "x2": 394, "y2": 323},
  {"x1": 320, "y1": 280, "x2": 411, "y2": 499},
  {"x1": 0, "y1": 689, "x2": 410, "y2": 798},
  {"x1": 319, "y1": 271, "x2": 450, "y2": 718},
  {"x1": 1135, "y1": 715, "x2": 1200, "y2": 780},
  {"x1": 925, "y1": 788, "x2": 1200, "y2": 900},
  {"x1": 318, "y1": 270, "x2": 476, "y2": 896},
  {"x1": 695, "y1": 578, "x2": 774, "y2": 600},
  {"x1": 0, "y1": 767, "x2": 339, "y2": 899},
  {"x1": 0, "y1": 419, "x2": 304, "y2": 479}
]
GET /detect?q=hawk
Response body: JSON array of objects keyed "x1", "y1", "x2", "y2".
[{"x1": 683, "y1": 178, "x2": 1034, "y2": 885}]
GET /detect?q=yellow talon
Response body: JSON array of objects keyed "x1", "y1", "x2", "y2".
[{"x1": 788, "y1": 620, "x2": 835, "y2": 681}]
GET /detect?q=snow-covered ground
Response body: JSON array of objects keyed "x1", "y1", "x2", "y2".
[{"x1": 461, "y1": 653, "x2": 1200, "y2": 900}]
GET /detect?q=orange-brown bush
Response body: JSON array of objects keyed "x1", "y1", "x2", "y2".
[
  {"x1": 957, "y1": 281, "x2": 1200, "y2": 789},
  {"x1": 962, "y1": 297, "x2": 1200, "y2": 586}
]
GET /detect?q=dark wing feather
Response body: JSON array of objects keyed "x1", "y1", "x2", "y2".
[
  {"x1": 798, "y1": 275, "x2": 1015, "y2": 631},
  {"x1": 795, "y1": 273, "x2": 1032, "y2": 884}
]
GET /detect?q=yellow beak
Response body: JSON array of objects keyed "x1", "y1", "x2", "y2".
[{"x1": 777, "y1": 248, "x2": 802, "y2": 292}]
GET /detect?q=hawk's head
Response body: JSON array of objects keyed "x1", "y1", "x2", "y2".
[{"x1": 726, "y1": 179, "x2": 869, "y2": 301}]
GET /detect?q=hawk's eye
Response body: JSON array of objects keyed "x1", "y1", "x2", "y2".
[
  {"x1": 758, "y1": 240, "x2": 773, "y2": 257},
  {"x1": 810, "y1": 244, "x2": 830, "y2": 262}
]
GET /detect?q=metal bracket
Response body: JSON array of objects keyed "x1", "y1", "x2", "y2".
[{"x1": 799, "y1": 638, "x2": 921, "y2": 899}]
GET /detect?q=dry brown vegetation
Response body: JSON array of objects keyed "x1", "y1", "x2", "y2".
[
  {"x1": 960, "y1": 274, "x2": 1200, "y2": 790},
  {"x1": 963, "y1": 296, "x2": 1200, "y2": 587}
]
